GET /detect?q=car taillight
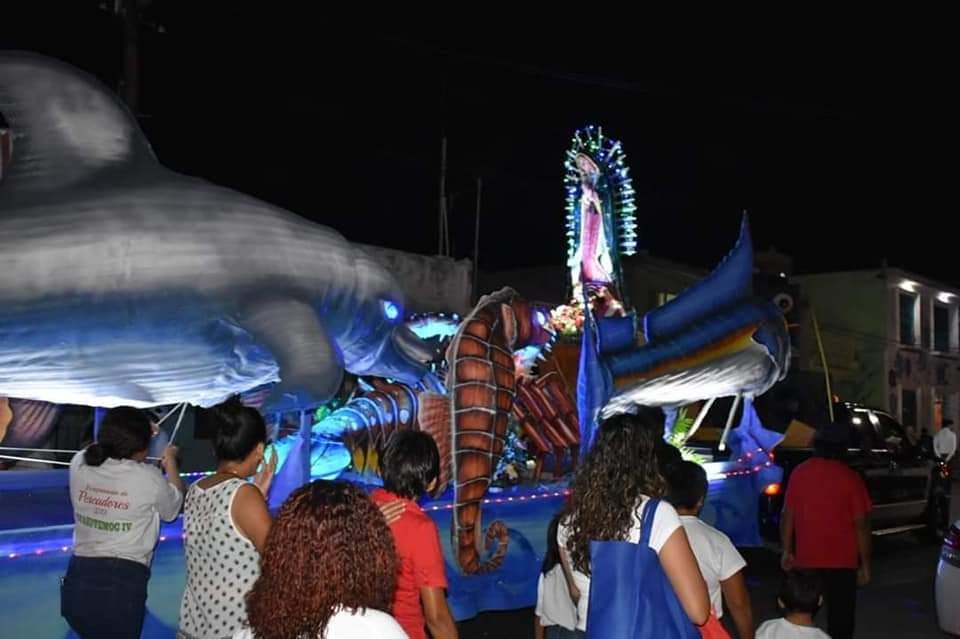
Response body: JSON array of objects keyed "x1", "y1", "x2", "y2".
[{"x1": 763, "y1": 482, "x2": 781, "y2": 497}]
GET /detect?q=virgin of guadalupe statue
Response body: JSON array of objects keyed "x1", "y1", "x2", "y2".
[{"x1": 567, "y1": 153, "x2": 614, "y2": 288}]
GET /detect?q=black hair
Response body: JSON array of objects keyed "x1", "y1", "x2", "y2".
[
  {"x1": 84, "y1": 406, "x2": 152, "y2": 467},
  {"x1": 813, "y1": 438, "x2": 848, "y2": 460},
  {"x1": 814, "y1": 422, "x2": 850, "y2": 460},
  {"x1": 380, "y1": 431, "x2": 440, "y2": 499},
  {"x1": 656, "y1": 439, "x2": 683, "y2": 478},
  {"x1": 564, "y1": 408, "x2": 666, "y2": 574},
  {"x1": 665, "y1": 460, "x2": 708, "y2": 510},
  {"x1": 541, "y1": 512, "x2": 564, "y2": 576},
  {"x1": 211, "y1": 395, "x2": 267, "y2": 462},
  {"x1": 779, "y1": 570, "x2": 823, "y2": 615}
]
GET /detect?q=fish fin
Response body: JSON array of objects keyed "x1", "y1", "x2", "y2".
[
  {"x1": 365, "y1": 443, "x2": 379, "y2": 477},
  {"x1": 240, "y1": 297, "x2": 343, "y2": 411},
  {"x1": 345, "y1": 432, "x2": 366, "y2": 474},
  {"x1": 0, "y1": 52, "x2": 156, "y2": 196}
]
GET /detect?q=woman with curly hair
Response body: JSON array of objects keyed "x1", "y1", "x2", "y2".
[
  {"x1": 558, "y1": 409, "x2": 710, "y2": 634},
  {"x1": 234, "y1": 480, "x2": 408, "y2": 639}
]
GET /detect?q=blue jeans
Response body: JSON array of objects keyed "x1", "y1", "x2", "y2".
[
  {"x1": 61, "y1": 555, "x2": 150, "y2": 639},
  {"x1": 546, "y1": 626, "x2": 585, "y2": 639}
]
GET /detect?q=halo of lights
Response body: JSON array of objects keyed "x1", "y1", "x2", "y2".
[{"x1": 564, "y1": 125, "x2": 638, "y2": 259}]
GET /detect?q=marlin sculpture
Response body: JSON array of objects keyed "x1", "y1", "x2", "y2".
[
  {"x1": 580, "y1": 216, "x2": 791, "y2": 448},
  {"x1": 0, "y1": 52, "x2": 431, "y2": 410}
]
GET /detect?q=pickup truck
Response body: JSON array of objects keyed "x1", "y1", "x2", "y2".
[{"x1": 757, "y1": 402, "x2": 952, "y2": 540}]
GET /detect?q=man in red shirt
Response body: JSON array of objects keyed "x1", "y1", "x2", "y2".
[
  {"x1": 781, "y1": 422, "x2": 872, "y2": 639},
  {"x1": 371, "y1": 431, "x2": 459, "y2": 639}
]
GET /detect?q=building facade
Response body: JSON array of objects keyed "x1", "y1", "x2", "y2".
[{"x1": 794, "y1": 268, "x2": 960, "y2": 434}]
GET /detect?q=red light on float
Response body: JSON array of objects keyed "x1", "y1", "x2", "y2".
[{"x1": 763, "y1": 483, "x2": 781, "y2": 497}]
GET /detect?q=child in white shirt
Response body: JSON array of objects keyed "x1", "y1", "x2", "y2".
[
  {"x1": 535, "y1": 514, "x2": 581, "y2": 638},
  {"x1": 757, "y1": 571, "x2": 831, "y2": 639},
  {"x1": 666, "y1": 460, "x2": 753, "y2": 639}
]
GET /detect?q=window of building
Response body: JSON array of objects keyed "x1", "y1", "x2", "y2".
[
  {"x1": 934, "y1": 304, "x2": 950, "y2": 352},
  {"x1": 656, "y1": 292, "x2": 677, "y2": 307},
  {"x1": 901, "y1": 388, "x2": 917, "y2": 428},
  {"x1": 899, "y1": 292, "x2": 917, "y2": 346}
]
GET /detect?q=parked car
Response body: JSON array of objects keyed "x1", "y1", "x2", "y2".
[
  {"x1": 759, "y1": 403, "x2": 952, "y2": 539},
  {"x1": 936, "y1": 520, "x2": 960, "y2": 636}
]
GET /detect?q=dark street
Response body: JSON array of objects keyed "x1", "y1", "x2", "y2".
[
  {"x1": 460, "y1": 487, "x2": 959, "y2": 638},
  {"x1": 459, "y1": 536, "x2": 944, "y2": 638}
]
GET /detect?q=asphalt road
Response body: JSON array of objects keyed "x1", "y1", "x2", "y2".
[{"x1": 458, "y1": 489, "x2": 958, "y2": 638}]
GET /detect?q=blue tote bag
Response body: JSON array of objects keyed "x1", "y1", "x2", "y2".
[{"x1": 585, "y1": 498, "x2": 699, "y2": 639}]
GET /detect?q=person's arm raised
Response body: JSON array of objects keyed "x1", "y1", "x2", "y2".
[
  {"x1": 160, "y1": 445, "x2": 185, "y2": 496},
  {"x1": 658, "y1": 527, "x2": 710, "y2": 626},
  {"x1": 232, "y1": 483, "x2": 272, "y2": 553}
]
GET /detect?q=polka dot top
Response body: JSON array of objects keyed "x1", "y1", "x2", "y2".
[{"x1": 178, "y1": 478, "x2": 261, "y2": 639}]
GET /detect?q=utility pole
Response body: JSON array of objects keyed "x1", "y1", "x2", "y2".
[
  {"x1": 472, "y1": 176, "x2": 482, "y2": 301},
  {"x1": 437, "y1": 136, "x2": 450, "y2": 256},
  {"x1": 101, "y1": 0, "x2": 165, "y2": 113},
  {"x1": 118, "y1": 0, "x2": 142, "y2": 111}
]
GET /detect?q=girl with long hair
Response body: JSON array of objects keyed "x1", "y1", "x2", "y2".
[
  {"x1": 535, "y1": 513, "x2": 580, "y2": 638},
  {"x1": 61, "y1": 406, "x2": 184, "y2": 638},
  {"x1": 558, "y1": 409, "x2": 710, "y2": 633},
  {"x1": 235, "y1": 480, "x2": 407, "y2": 638}
]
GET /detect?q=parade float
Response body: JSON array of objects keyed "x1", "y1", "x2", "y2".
[{"x1": 0, "y1": 53, "x2": 789, "y2": 637}]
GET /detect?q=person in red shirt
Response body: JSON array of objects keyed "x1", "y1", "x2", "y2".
[
  {"x1": 371, "y1": 431, "x2": 459, "y2": 639},
  {"x1": 781, "y1": 422, "x2": 872, "y2": 639}
]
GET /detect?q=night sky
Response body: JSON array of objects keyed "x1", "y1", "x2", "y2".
[{"x1": 2, "y1": 6, "x2": 956, "y2": 283}]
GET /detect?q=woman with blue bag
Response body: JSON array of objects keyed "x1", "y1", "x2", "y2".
[{"x1": 557, "y1": 409, "x2": 712, "y2": 638}]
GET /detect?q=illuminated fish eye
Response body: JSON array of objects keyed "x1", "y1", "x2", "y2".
[
  {"x1": 381, "y1": 300, "x2": 400, "y2": 321},
  {"x1": 535, "y1": 310, "x2": 547, "y2": 327}
]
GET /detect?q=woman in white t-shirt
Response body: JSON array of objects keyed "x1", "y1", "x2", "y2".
[
  {"x1": 62, "y1": 406, "x2": 184, "y2": 639},
  {"x1": 234, "y1": 480, "x2": 407, "y2": 639},
  {"x1": 558, "y1": 409, "x2": 710, "y2": 633}
]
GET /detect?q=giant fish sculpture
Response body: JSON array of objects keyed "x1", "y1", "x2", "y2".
[
  {"x1": 599, "y1": 216, "x2": 790, "y2": 414},
  {"x1": 576, "y1": 216, "x2": 790, "y2": 449},
  {"x1": 0, "y1": 52, "x2": 431, "y2": 410}
]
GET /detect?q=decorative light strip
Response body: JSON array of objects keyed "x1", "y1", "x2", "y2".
[
  {"x1": 2, "y1": 490, "x2": 572, "y2": 559},
  {"x1": 4, "y1": 450, "x2": 777, "y2": 559},
  {"x1": 180, "y1": 470, "x2": 215, "y2": 479},
  {"x1": 707, "y1": 447, "x2": 776, "y2": 481},
  {"x1": 425, "y1": 489, "x2": 570, "y2": 512}
]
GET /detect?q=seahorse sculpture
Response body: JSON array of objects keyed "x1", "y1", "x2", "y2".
[
  {"x1": 280, "y1": 291, "x2": 552, "y2": 574},
  {"x1": 419, "y1": 287, "x2": 553, "y2": 574}
]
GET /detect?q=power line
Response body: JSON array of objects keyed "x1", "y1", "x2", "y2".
[{"x1": 374, "y1": 36, "x2": 853, "y2": 121}]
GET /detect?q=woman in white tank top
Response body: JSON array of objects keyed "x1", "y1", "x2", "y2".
[{"x1": 177, "y1": 397, "x2": 276, "y2": 639}]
